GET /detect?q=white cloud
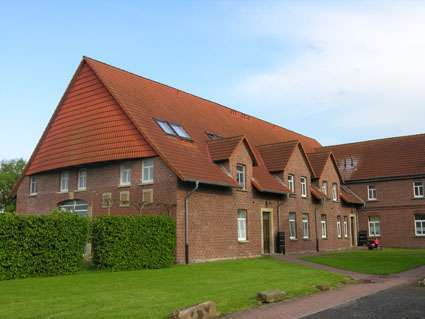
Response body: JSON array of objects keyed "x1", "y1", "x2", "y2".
[{"x1": 233, "y1": 2, "x2": 425, "y2": 137}]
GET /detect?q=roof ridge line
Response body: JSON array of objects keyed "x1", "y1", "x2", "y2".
[
  {"x1": 324, "y1": 132, "x2": 425, "y2": 148},
  {"x1": 82, "y1": 56, "x2": 320, "y2": 147},
  {"x1": 256, "y1": 139, "x2": 300, "y2": 148}
]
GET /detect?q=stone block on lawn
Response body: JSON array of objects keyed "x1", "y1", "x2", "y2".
[
  {"x1": 417, "y1": 279, "x2": 425, "y2": 287},
  {"x1": 256, "y1": 289, "x2": 287, "y2": 303},
  {"x1": 169, "y1": 301, "x2": 217, "y2": 319}
]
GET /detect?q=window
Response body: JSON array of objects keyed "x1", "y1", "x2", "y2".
[
  {"x1": 120, "y1": 163, "x2": 132, "y2": 186},
  {"x1": 321, "y1": 215, "x2": 327, "y2": 239},
  {"x1": 142, "y1": 189, "x2": 154, "y2": 204},
  {"x1": 336, "y1": 216, "x2": 342, "y2": 238},
  {"x1": 156, "y1": 119, "x2": 176, "y2": 135},
  {"x1": 141, "y1": 158, "x2": 154, "y2": 184},
  {"x1": 58, "y1": 199, "x2": 89, "y2": 216},
  {"x1": 78, "y1": 169, "x2": 87, "y2": 191},
  {"x1": 206, "y1": 131, "x2": 222, "y2": 140},
  {"x1": 300, "y1": 177, "x2": 307, "y2": 198},
  {"x1": 343, "y1": 216, "x2": 348, "y2": 238},
  {"x1": 170, "y1": 123, "x2": 192, "y2": 139},
  {"x1": 321, "y1": 181, "x2": 328, "y2": 196},
  {"x1": 288, "y1": 174, "x2": 295, "y2": 193},
  {"x1": 101, "y1": 193, "x2": 113, "y2": 208},
  {"x1": 368, "y1": 216, "x2": 381, "y2": 237},
  {"x1": 30, "y1": 176, "x2": 37, "y2": 195},
  {"x1": 236, "y1": 164, "x2": 246, "y2": 189},
  {"x1": 415, "y1": 215, "x2": 425, "y2": 236},
  {"x1": 302, "y1": 213, "x2": 309, "y2": 239},
  {"x1": 413, "y1": 182, "x2": 424, "y2": 198},
  {"x1": 368, "y1": 185, "x2": 377, "y2": 200},
  {"x1": 289, "y1": 212, "x2": 297, "y2": 240},
  {"x1": 332, "y1": 183, "x2": 338, "y2": 201},
  {"x1": 119, "y1": 191, "x2": 130, "y2": 207},
  {"x1": 237, "y1": 209, "x2": 247, "y2": 241},
  {"x1": 60, "y1": 171, "x2": 69, "y2": 192}
]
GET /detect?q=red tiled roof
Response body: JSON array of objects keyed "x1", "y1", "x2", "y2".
[
  {"x1": 24, "y1": 57, "x2": 321, "y2": 192},
  {"x1": 322, "y1": 133, "x2": 425, "y2": 181},
  {"x1": 256, "y1": 141, "x2": 298, "y2": 172},
  {"x1": 252, "y1": 166, "x2": 290, "y2": 194},
  {"x1": 208, "y1": 136, "x2": 251, "y2": 162},
  {"x1": 310, "y1": 185, "x2": 324, "y2": 200},
  {"x1": 340, "y1": 186, "x2": 364, "y2": 205},
  {"x1": 307, "y1": 151, "x2": 343, "y2": 181}
]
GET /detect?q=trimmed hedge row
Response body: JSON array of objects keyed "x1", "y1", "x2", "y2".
[
  {"x1": 0, "y1": 212, "x2": 89, "y2": 280},
  {"x1": 92, "y1": 215, "x2": 176, "y2": 270}
]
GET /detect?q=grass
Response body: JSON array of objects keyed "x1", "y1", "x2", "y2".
[
  {"x1": 303, "y1": 248, "x2": 425, "y2": 275},
  {"x1": 0, "y1": 257, "x2": 347, "y2": 319}
]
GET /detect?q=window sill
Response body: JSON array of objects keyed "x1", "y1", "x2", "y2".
[
  {"x1": 415, "y1": 235, "x2": 425, "y2": 238},
  {"x1": 29, "y1": 193, "x2": 38, "y2": 197},
  {"x1": 289, "y1": 193, "x2": 297, "y2": 198},
  {"x1": 301, "y1": 196, "x2": 308, "y2": 199},
  {"x1": 369, "y1": 235, "x2": 381, "y2": 238},
  {"x1": 118, "y1": 184, "x2": 131, "y2": 188},
  {"x1": 289, "y1": 238, "x2": 297, "y2": 241},
  {"x1": 76, "y1": 189, "x2": 87, "y2": 192},
  {"x1": 302, "y1": 237, "x2": 310, "y2": 241},
  {"x1": 140, "y1": 181, "x2": 154, "y2": 186},
  {"x1": 367, "y1": 199, "x2": 378, "y2": 202},
  {"x1": 58, "y1": 191, "x2": 69, "y2": 194},
  {"x1": 238, "y1": 240, "x2": 249, "y2": 244},
  {"x1": 236, "y1": 188, "x2": 248, "y2": 192},
  {"x1": 412, "y1": 197, "x2": 425, "y2": 200}
]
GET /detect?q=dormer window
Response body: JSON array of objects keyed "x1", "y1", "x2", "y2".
[
  {"x1": 155, "y1": 119, "x2": 192, "y2": 140},
  {"x1": 300, "y1": 176, "x2": 307, "y2": 198},
  {"x1": 332, "y1": 183, "x2": 338, "y2": 201},
  {"x1": 321, "y1": 181, "x2": 328, "y2": 196},
  {"x1": 236, "y1": 164, "x2": 246, "y2": 190},
  {"x1": 368, "y1": 185, "x2": 377, "y2": 201},
  {"x1": 288, "y1": 175, "x2": 295, "y2": 193}
]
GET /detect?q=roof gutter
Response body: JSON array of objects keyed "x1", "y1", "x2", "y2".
[{"x1": 184, "y1": 181, "x2": 199, "y2": 264}]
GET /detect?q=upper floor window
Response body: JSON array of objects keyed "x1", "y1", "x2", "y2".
[
  {"x1": 415, "y1": 215, "x2": 425, "y2": 237},
  {"x1": 237, "y1": 209, "x2": 247, "y2": 241},
  {"x1": 336, "y1": 216, "x2": 342, "y2": 238},
  {"x1": 368, "y1": 216, "x2": 381, "y2": 237},
  {"x1": 60, "y1": 171, "x2": 69, "y2": 192},
  {"x1": 413, "y1": 181, "x2": 424, "y2": 198},
  {"x1": 343, "y1": 216, "x2": 348, "y2": 238},
  {"x1": 236, "y1": 164, "x2": 246, "y2": 189},
  {"x1": 321, "y1": 214, "x2": 327, "y2": 239},
  {"x1": 288, "y1": 174, "x2": 295, "y2": 193},
  {"x1": 302, "y1": 213, "x2": 309, "y2": 239},
  {"x1": 321, "y1": 181, "x2": 328, "y2": 196},
  {"x1": 30, "y1": 176, "x2": 37, "y2": 195},
  {"x1": 141, "y1": 158, "x2": 154, "y2": 184},
  {"x1": 368, "y1": 185, "x2": 377, "y2": 201},
  {"x1": 78, "y1": 169, "x2": 87, "y2": 191},
  {"x1": 289, "y1": 212, "x2": 297, "y2": 240},
  {"x1": 120, "y1": 163, "x2": 132, "y2": 186},
  {"x1": 332, "y1": 183, "x2": 338, "y2": 201},
  {"x1": 300, "y1": 177, "x2": 307, "y2": 198}
]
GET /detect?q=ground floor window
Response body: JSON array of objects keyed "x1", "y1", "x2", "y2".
[
  {"x1": 289, "y1": 212, "x2": 297, "y2": 240},
  {"x1": 415, "y1": 215, "x2": 425, "y2": 236},
  {"x1": 368, "y1": 216, "x2": 381, "y2": 237},
  {"x1": 302, "y1": 213, "x2": 309, "y2": 239},
  {"x1": 336, "y1": 216, "x2": 342, "y2": 238},
  {"x1": 321, "y1": 215, "x2": 327, "y2": 239},
  {"x1": 58, "y1": 199, "x2": 89, "y2": 216},
  {"x1": 343, "y1": 216, "x2": 348, "y2": 238},
  {"x1": 237, "y1": 209, "x2": 247, "y2": 241}
]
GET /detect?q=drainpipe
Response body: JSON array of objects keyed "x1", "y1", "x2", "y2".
[
  {"x1": 314, "y1": 206, "x2": 319, "y2": 252},
  {"x1": 184, "y1": 181, "x2": 199, "y2": 264}
]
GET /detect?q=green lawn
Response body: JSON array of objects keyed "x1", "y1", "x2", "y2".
[
  {"x1": 0, "y1": 257, "x2": 347, "y2": 319},
  {"x1": 303, "y1": 248, "x2": 425, "y2": 275}
]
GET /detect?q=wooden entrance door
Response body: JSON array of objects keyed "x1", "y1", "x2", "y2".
[
  {"x1": 262, "y1": 212, "x2": 271, "y2": 254},
  {"x1": 350, "y1": 216, "x2": 356, "y2": 246}
]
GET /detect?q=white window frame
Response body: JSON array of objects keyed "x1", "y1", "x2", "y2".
[
  {"x1": 368, "y1": 185, "x2": 377, "y2": 201},
  {"x1": 120, "y1": 163, "x2": 132, "y2": 186},
  {"x1": 289, "y1": 212, "x2": 297, "y2": 240},
  {"x1": 236, "y1": 164, "x2": 246, "y2": 190},
  {"x1": 78, "y1": 169, "x2": 87, "y2": 191},
  {"x1": 288, "y1": 174, "x2": 295, "y2": 193},
  {"x1": 368, "y1": 216, "x2": 381, "y2": 237},
  {"x1": 343, "y1": 216, "x2": 348, "y2": 238},
  {"x1": 302, "y1": 213, "x2": 309, "y2": 239},
  {"x1": 142, "y1": 189, "x2": 154, "y2": 204},
  {"x1": 119, "y1": 191, "x2": 130, "y2": 207},
  {"x1": 300, "y1": 176, "x2": 307, "y2": 198},
  {"x1": 321, "y1": 215, "x2": 327, "y2": 239},
  {"x1": 30, "y1": 176, "x2": 37, "y2": 195},
  {"x1": 237, "y1": 209, "x2": 247, "y2": 241},
  {"x1": 336, "y1": 216, "x2": 342, "y2": 238},
  {"x1": 141, "y1": 158, "x2": 154, "y2": 184},
  {"x1": 60, "y1": 171, "x2": 69, "y2": 193},
  {"x1": 413, "y1": 181, "x2": 424, "y2": 198},
  {"x1": 332, "y1": 183, "x2": 338, "y2": 202},
  {"x1": 415, "y1": 215, "x2": 425, "y2": 237},
  {"x1": 321, "y1": 181, "x2": 328, "y2": 196}
]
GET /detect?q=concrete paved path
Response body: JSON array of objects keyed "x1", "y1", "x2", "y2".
[{"x1": 224, "y1": 255, "x2": 425, "y2": 319}]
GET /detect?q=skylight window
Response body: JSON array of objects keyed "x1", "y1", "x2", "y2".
[
  {"x1": 170, "y1": 123, "x2": 191, "y2": 139},
  {"x1": 156, "y1": 119, "x2": 176, "y2": 135}
]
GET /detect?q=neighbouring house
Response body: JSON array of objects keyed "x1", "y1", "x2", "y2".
[
  {"x1": 13, "y1": 57, "x2": 422, "y2": 263},
  {"x1": 324, "y1": 134, "x2": 425, "y2": 248}
]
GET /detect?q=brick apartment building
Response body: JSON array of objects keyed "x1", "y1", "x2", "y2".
[{"x1": 14, "y1": 57, "x2": 423, "y2": 263}]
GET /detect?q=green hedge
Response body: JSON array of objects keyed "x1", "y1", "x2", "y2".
[
  {"x1": 92, "y1": 215, "x2": 176, "y2": 270},
  {"x1": 0, "y1": 212, "x2": 89, "y2": 280}
]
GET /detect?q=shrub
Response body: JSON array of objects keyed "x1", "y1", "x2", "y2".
[
  {"x1": 0, "y1": 211, "x2": 89, "y2": 280},
  {"x1": 92, "y1": 215, "x2": 176, "y2": 270}
]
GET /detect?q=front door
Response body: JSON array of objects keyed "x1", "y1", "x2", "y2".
[
  {"x1": 350, "y1": 216, "x2": 356, "y2": 246},
  {"x1": 262, "y1": 212, "x2": 271, "y2": 254}
]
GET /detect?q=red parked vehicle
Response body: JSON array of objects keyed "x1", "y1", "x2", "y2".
[{"x1": 368, "y1": 238, "x2": 380, "y2": 250}]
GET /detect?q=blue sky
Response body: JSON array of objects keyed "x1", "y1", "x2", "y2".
[{"x1": 1, "y1": 1, "x2": 425, "y2": 160}]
